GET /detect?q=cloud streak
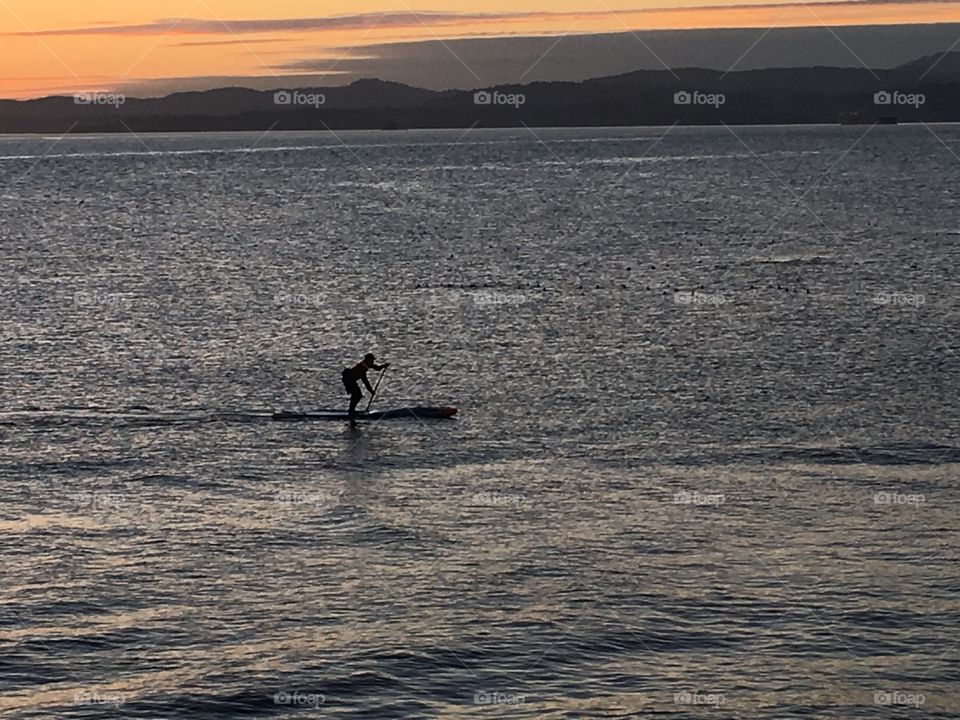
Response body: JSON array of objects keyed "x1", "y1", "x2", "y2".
[
  {"x1": 10, "y1": 11, "x2": 561, "y2": 37},
  {"x1": 10, "y1": 3, "x2": 954, "y2": 38}
]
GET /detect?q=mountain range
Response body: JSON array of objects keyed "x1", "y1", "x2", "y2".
[{"x1": 2, "y1": 53, "x2": 960, "y2": 133}]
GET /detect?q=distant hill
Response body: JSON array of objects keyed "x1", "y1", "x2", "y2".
[
  {"x1": 2, "y1": 55, "x2": 960, "y2": 133},
  {"x1": 892, "y1": 52, "x2": 960, "y2": 82}
]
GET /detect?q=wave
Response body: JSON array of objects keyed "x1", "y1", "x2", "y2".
[
  {"x1": 0, "y1": 408, "x2": 271, "y2": 429},
  {"x1": 699, "y1": 442, "x2": 960, "y2": 467},
  {"x1": 743, "y1": 254, "x2": 837, "y2": 264}
]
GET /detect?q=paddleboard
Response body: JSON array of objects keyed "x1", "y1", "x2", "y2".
[{"x1": 272, "y1": 407, "x2": 458, "y2": 421}]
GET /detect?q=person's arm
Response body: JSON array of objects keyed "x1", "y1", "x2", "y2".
[
  {"x1": 362, "y1": 375, "x2": 375, "y2": 393},
  {"x1": 373, "y1": 362, "x2": 390, "y2": 371}
]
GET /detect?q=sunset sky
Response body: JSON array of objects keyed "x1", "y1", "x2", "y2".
[{"x1": 3, "y1": 1, "x2": 960, "y2": 99}]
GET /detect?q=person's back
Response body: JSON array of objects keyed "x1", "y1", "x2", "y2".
[{"x1": 344, "y1": 360, "x2": 370, "y2": 382}]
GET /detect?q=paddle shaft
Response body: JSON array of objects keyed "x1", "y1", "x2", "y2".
[{"x1": 365, "y1": 368, "x2": 387, "y2": 412}]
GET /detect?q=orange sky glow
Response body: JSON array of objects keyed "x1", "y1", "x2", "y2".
[{"x1": 2, "y1": 1, "x2": 960, "y2": 98}]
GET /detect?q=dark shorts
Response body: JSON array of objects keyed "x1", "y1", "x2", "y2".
[{"x1": 342, "y1": 369, "x2": 361, "y2": 398}]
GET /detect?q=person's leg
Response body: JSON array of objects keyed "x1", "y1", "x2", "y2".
[
  {"x1": 342, "y1": 371, "x2": 353, "y2": 407},
  {"x1": 348, "y1": 386, "x2": 362, "y2": 425}
]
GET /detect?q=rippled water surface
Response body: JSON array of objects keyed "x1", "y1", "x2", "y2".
[{"x1": 1, "y1": 126, "x2": 958, "y2": 718}]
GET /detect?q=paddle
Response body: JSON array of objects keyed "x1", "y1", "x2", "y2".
[{"x1": 365, "y1": 367, "x2": 387, "y2": 413}]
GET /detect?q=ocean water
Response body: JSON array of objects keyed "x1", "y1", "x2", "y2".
[{"x1": 0, "y1": 125, "x2": 958, "y2": 718}]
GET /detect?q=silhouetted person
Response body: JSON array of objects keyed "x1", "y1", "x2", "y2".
[{"x1": 342, "y1": 353, "x2": 389, "y2": 426}]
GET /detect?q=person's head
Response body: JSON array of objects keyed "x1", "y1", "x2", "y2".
[{"x1": 364, "y1": 353, "x2": 376, "y2": 366}]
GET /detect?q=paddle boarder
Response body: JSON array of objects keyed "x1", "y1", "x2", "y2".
[{"x1": 342, "y1": 353, "x2": 390, "y2": 426}]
